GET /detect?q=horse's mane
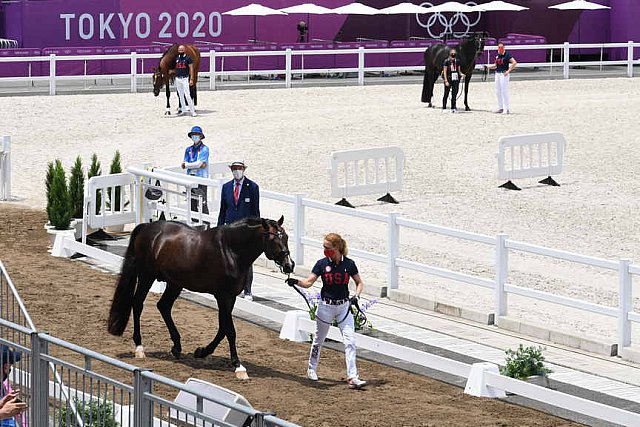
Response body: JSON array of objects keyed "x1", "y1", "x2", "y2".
[{"x1": 224, "y1": 217, "x2": 272, "y2": 230}]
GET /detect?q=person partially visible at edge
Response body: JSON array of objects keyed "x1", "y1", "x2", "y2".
[
  {"x1": 285, "y1": 233, "x2": 367, "y2": 390},
  {"x1": 442, "y1": 47, "x2": 464, "y2": 113},
  {"x1": 0, "y1": 346, "x2": 27, "y2": 426},
  {"x1": 181, "y1": 126, "x2": 210, "y2": 224},
  {"x1": 217, "y1": 161, "x2": 260, "y2": 301},
  {"x1": 486, "y1": 42, "x2": 517, "y2": 114},
  {"x1": 174, "y1": 44, "x2": 197, "y2": 117}
]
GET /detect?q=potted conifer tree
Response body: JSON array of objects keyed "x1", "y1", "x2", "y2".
[
  {"x1": 46, "y1": 160, "x2": 75, "y2": 247},
  {"x1": 68, "y1": 156, "x2": 85, "y2": 239},
  {"x1": 106, "y1": 151, "x2": 125, "y2": 232},
  {"x1": 44, "y1": 161, "x2": 55, "y2": 231}
]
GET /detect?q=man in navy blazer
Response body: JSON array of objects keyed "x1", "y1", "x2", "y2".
[{"x1": 217, "y1": 161, "x2": 260, "y2": 300}]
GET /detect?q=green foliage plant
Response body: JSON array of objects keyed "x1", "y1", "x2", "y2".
[
  {"x1": 48, "y1": 160, "x2": 73, "y2": 230},
  {"x1": 68, "y1": 156, "x2": 85, "y2": 219},
  {"x1": 45, "y1": 161, "x2": 55, "y2": 224},
  {"x1": 500, "y1": 344, "x2": 552, "y2": 380},
  {"x1": 59, "y1": 398, "x2": 119, "y2": 427},
  {"x1": 108, "y1": 151, "x2": 123, "y2": 211}
]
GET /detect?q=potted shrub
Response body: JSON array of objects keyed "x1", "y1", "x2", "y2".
[
  {"x1": 44, "y1": 161, "x2": 55, "y2": 230},
  {"x1": 46, "y1": 160, "x2": 75, "y2": 247},
  {"x1": 59, "y1": 398, "x2": 119, "y2": 427},
  {"x1": 500, "y1": 344, "x2": 552, "y2": 388},
  {"x1": 68, "y1": 156, "x2": 85, "y2": 239}
]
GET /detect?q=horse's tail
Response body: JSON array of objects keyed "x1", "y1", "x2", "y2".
[{"x1": 107, "y1": 223, "x2": 145, "y2": 336}]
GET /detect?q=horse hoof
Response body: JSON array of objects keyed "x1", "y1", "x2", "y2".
[
  {"x1": 194, "y1": 347, "x2": 206, "y2": 358},
  {"x1": 235, "y1": 365, "x2": 249, "y2": 380},
  {"x1": 164, "y1": 111, "x2": 171, "y2": 116},
  {"x1": 134, "y1": 345, "x2": 146, "y2": 359},
  {"x1": 171, "y1": 347, "x2": 182, "y2": 359},
  {"x1": 465, "y1": 107, "x2": 471, "y2": 112}
]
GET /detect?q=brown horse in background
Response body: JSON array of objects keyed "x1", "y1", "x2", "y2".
[{"x1": 152, "y1": 44, "x2": 201, "y2": 115}]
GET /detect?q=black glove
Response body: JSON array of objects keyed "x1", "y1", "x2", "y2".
[
  {"x1": 286, "y1": 278, "x2": 299, "y2": 287},
  {"x1": 350, "y1": 295, "x2": 360, "y2": 306}
]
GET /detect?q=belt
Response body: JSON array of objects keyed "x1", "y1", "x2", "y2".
[{"x1": 322, "y1": 298, "x2": 349, "y2": 305}]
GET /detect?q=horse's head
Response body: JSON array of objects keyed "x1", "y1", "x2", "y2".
[
  {"x1": 473, "y1": 31, "x2": 489, "y2": 57},
  {"x1": 261, "y1": 216, "x2": 295, "y2": 274},
  {"x1": 152, "y1": 66, "x2": 163, "y2": 96}
]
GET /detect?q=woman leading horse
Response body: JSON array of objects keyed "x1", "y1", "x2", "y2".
[
  {"x1": 421, "y1": 32, "x2": 488, "y2": 111},
  {"x1": 107, "y1": 217, "x2": 295, "y2": 378},
  {"x1": 152, "y1": 44, "x2": 201, "y2": 115}
]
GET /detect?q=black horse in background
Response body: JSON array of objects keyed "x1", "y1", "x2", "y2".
[
  {"x1": 421, "y1": 32, "x2": 488, "y2": 111},
  {"x1": 107, "y1": 216, "x2": 295, "y2": 379}
]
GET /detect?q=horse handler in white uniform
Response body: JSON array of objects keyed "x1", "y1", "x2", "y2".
[
  {"x1": 286, "y1": 232, "x2": 367, "y2": 389},
  {"x1": 174, "y1": 45, "x2": 197, "y2": 117}
]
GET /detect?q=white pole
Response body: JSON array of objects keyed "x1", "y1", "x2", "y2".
[
  {"x1": 618, "y1": 258, "x2": 632, "y2": 349},
  {"x1": 293, "y1": 193, "x2": 305, "y2": 266},
  {"x1": 285, "y1": 49, "x2": 292, "y2": 89},
  {"x1": 627, "y1": 41, "x2": 634, "y2": 78},
  {"x1": 387, "y1": 212, "x2": 399, "y2": 291},
  {"x1": 130, "y1": 52, "x2": 138, "y2": 93},
  {"x1": 49, "y1": 54, "x2": 56, "y2": 95},
  {"x1": 494, "y1": 233, "x2": 508, "y2": 317},
  {"x1": 357, "y1": 47, "x2": 365, "y2": 86},
  {"x1": 563, "y1": 42, "x2": 570, "y2": 80},
  {"x1": 210, "y1": 51, "x2": 216, "y2": 90}
]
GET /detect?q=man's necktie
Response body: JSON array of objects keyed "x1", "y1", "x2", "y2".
[{"x1": 233, "y1": 182, "x2": 240, "y2": 205}]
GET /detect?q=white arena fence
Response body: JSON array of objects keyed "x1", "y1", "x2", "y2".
[
  {"x1": 497, "y1": 132, "x2": 565, "y2": 190},
  {"x1": 0, "y1": 41, "x2": 638, "y2": 94},
  {"x1": 0, "y1": 136, "x2": 11, "y2": 201},
  {"x1": 329, "y1": 146, "x2": 404, "y2": 206},
  {"x1": 0, "y1": 268, "x2": 298, "y2": 427},
  {"x1": 69, "y1": 165, "x2": 640, "y2": 358}
]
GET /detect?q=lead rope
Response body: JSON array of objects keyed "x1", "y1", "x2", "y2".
[{"x1": 287, "y1": 273, "x2": 353, "y2": 326}]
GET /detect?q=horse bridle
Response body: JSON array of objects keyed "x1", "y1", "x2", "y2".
[{"x1": 262, "y1": 229, "x2": 291, "y2": 273}]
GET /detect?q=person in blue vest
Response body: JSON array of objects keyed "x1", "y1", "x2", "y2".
[
  {"x1": 181, "y1": 126, "x2": 209, "y2": 223},
  {"x1": 174, "y1": 45, "x2": 197, "y2": 117},
  {"x1": 285, "y1": 233, "x2": 367, "y2": 389},
  {"x1": 0, "y1": 346, "x2": 27, "y2": 426},
  {"x1": 486, "y1": 42, "x2": 517, "y2": 114},
  {"x1": 217, "y1": 161, "x2": 260, "y2": 300}
]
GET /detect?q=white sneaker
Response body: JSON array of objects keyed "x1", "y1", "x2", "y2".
[
  {"x1": 307, "y1": 369, "x2": 318, "y2": 381},
  {"x1": 244, "y1": 294, "x2": 253, "y2": 302},
  {"x1": 348, "y1": 376, "x2": 366, "y2": 389},
  {"x1": 191, "y1": 111, "x2": 198, "y2": 117}
]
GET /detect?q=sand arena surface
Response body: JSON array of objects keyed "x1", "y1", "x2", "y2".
[{"x1": 2, "y1": 77, "x2": 639, "y2": 344}]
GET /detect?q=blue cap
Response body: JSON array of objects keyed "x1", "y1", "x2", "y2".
[
  {"x1": 0, "y1": 345, "x2": 21, "y2": 364},
  {"x1": 188, "y1": 126, "x2": 205, "y2": 139}
]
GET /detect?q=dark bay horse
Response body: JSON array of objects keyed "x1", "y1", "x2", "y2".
[
  {"x1": 152, "y1": 44, "x2": 200, "y2": 115},
  {"x1": 421, "y1": 32, "x2": 488, "y2": 111},
  {"x1": 107, "y1": 216, "x2": 295, "y2": 378}
]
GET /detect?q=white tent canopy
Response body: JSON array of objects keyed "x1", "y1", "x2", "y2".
[
  {"x1": 548, "y1": 0, "x2": 610, "y2": 10},
  {"x1": 330, "y1": 2, "x2": 381, "y2": 15},
  {"x1": 279, "y1": 3, "x2": 333, "y2": 14},
  {"x1": 424, "y1": 1, "x2": 477, "y2": 13},
  {"x1": 379, "y1": 2, "x2": 434, "y2": 14},
  {"x1": 471, "y1": 1, "x2": 529, "y2": 12},
  {"x1": 223, "y1": 3, "x2": 288, "y2": 16}
]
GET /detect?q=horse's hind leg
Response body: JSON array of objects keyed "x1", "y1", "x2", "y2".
[
  {"x1": 132, "y1": 276, "x2": 154, "y2": 358},
  {"x1": 157, "y1": 282, "x2": 183, "y2": 358}
]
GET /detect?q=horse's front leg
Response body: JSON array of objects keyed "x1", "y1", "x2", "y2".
[
  {"x1": 157, "y1": 283, "x2": 183, "y2": 358},
  {"x1": 132, "y1": 278, "x2": 153, "y2": 358},
  {"x1": 464, "y1": 72, "x2": 472, "y2": 111},
  {"x1": 164, "y1": 83, "x2": 171, "y2": 115}
]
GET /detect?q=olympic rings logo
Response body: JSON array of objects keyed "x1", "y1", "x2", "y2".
[{"x1": 417, "y1": 2, "x2": 482, "y2": 39}]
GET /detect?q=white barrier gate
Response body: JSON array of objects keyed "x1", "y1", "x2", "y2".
[
  {"x1": 329, "y1": 146, "x2": 405, "y2": 207},
  {"x1": 0, "y1": 136, "x2": 11, "y2": 201},
  {"x1": 497, "y1": 132, "x2": 566, "y2": 191}
]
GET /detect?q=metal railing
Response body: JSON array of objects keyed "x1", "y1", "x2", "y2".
[{"x1": 0, "y1": 41, "x2": 638, "y2": 94}]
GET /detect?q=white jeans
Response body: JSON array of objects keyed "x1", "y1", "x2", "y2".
[
  {"x1": 495, "y1": 72, "x2": 510, "y2": 111},
  {"x1": 308, "y1": 301, "x2": 358, "y2": 379},
  {"x1": 175, "y1": 77, "x2": 195, "y2": 113}
]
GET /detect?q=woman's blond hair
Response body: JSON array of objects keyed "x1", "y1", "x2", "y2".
[{"x1": 324, "y1": 233, "x2": 348, "y2": 256}]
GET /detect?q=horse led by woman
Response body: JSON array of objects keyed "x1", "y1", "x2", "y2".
[
  {"x1": 421, "y1": 32, "x2": 488, "y2": 111},
  {"x1": 152, "y1": 44, "x2": 200, "y2": 115},
  {"x1": 107, "y1": 216, "x2": 295, "y2": 379}
]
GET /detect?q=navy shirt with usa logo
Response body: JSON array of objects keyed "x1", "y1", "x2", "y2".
[
  {"x1": 494, "y1": 51, "x2": 513, "y2": 73},
  {"x1": 175, "y1": 54, "x2": 193, "y2": 78},
  {"x1": 312, "y1": 256, "x2": 359, "y2": 301}
]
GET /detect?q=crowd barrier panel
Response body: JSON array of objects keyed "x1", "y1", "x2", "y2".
[
  {"x1": 0, "y1": 136, "x2": 10, "y2": 201},
  {"x1": 0, "y1": 48, "x2": 41, "y2": 77},
  {"x1": 497, "y1": 131, "x2": 566, "y2": 190},
  {"x1": 329, "y1": 146, "x2": 404, "y2": 206}
]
